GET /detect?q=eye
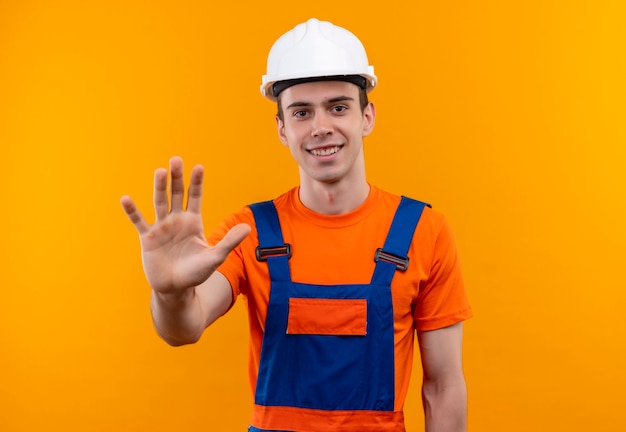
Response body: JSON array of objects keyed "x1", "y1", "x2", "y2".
[
  {"x1": 293, "y1": 110, "x2": 308, "y2": 118},
  {"x1": 331, "y1": 105, "x2": 348, "y2": 114}
]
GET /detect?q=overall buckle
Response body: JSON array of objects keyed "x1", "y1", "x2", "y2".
[
  {"x1": 374, "y1": 248, "x2": 409, "y2": 271},
  {"x1": 256, "y1": 244, "x2": 292, "y2": 261}
]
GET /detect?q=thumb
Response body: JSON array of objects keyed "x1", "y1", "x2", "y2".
[{"x1": 214, "y1": 223, "x2": 252, "y2": 256}]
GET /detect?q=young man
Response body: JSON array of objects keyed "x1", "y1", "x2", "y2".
[{"x1": 121, "y1": 18, "x2": 472, "y2": 432}]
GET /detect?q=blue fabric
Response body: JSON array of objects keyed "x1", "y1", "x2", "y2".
[
  {"x1": 371, "y1": 197, "x2": 427, "y2": 285},
  {"x1": 249, "y1": 201, "x2": 292, "y2": 282},
  {"x1": 248, "y1": 197, "x2": 425, "y2": 416},
  {"x1": 248, "y1": 427, "x2": 291, "y2": 432}
]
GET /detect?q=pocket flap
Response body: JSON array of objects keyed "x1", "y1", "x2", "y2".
[{"x1": 287, "y1": 298, "x2": 367, "y2": 336}]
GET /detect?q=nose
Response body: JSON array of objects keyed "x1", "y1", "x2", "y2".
[{"x1": 311, "y1": 111, "x2": 333, "y2": 138}]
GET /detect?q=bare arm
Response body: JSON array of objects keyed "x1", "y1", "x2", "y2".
[
  {"x1": 121, "y1": 156, "x2": 250, "y2": 346},
  {"x1": 418, "y1": 322, "x2": 468, "y2": 432},
  {"x1": 149, "y1": 271, "x2": 234, "y2": 346}
]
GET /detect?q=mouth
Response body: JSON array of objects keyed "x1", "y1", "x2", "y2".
[{"x1": 307, "y1": 145, "x2": 343, "y2": 157}]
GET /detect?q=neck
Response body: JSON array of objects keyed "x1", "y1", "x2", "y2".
[{"x1": 298, "y1": 179, "x2": 370, "y2": 215}]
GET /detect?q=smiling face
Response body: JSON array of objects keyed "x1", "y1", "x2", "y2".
[{"x1": 276, "y1": 80, "x2": 376, "y2": 189}]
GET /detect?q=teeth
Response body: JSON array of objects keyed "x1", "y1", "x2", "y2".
[{"x1": 310, "y1": 146, "x2": 340, "y2": 156}]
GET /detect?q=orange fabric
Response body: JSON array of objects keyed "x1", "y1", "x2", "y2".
[
  {"x1": 287, "y1": 298, "x2": 367, "y2": 335},
  {"x1": 251, "y1": 404, "x2": 406, "y2": 432},
  {"x1": 207, "y1": 185, "x2": 473, "y2": 427}
]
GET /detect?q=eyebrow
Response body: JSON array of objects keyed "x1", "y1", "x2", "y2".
[{"x1": 286, "y1": 96, "x2": 355, "y2": 110}]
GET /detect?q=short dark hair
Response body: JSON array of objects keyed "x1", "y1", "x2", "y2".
[{"x1": 276, "y1": 85, "x2": 369, "y2": 121}]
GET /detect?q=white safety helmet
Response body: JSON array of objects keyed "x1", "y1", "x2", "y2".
[{"x1": 260, "y1": 18, "x2": 377, "y2": 101}]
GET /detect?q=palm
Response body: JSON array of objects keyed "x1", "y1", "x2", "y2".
[
  {"x1": 121, "y1": 157, "x2": 250, "y2": 295},
  {"x1": 139, "y1": 211, "x2": 212, "y2": 293}
]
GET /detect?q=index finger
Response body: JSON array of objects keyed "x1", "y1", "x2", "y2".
[{"x1": 120, "y1": 195, "x2": 150, "y2": 234}]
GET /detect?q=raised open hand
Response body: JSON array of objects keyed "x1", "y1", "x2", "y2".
[{"x1": 121, "y1": 157, "x2": 250, "y2": 296}]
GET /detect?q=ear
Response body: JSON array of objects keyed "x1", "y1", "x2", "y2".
[
  {"x1": 275, "y1": 115, "x2": 288, "y2": 146},
  {"x1": 362, "y1": 102, "x2": 376, "y2": 137}
]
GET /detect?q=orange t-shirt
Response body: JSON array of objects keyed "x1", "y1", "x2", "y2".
[{"x1": 208, "y1": 185, "x2": 472, "y2": 414}]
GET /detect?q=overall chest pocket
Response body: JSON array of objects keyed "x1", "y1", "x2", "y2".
[{"x1": 283, "y1": 297, "x2": 373, "y2": 410}]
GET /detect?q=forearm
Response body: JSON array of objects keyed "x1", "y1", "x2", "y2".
[
  {"x1": 150, "y1": 287, "x2": 206, "y2": 346},
  {"x1": 422, "y1": 377, "x2": 468, "y2": 432}
]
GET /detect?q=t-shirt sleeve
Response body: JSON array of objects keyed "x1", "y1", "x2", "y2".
[
  {"x1": 413, "y1": 216, "x2": 473, "y2": 331},
  {"x1": 206, "y1": 208, "x2": 254, "y2": 300}
]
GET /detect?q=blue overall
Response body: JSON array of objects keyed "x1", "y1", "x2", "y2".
[{"x1": 248, "y1": 197, "x2": 427, "y2": 432}]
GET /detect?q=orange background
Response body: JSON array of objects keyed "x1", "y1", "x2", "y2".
[{"x1": 1, "y1": 1, "x2": 625, "y2": 430}]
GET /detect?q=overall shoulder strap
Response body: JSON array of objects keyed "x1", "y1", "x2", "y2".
[
  {"x1": 371, "y1": 196, "x2": 429, "y2": 285},
  {"x1": 249, "y1": 200, "x2": 292, "y2": 282}
]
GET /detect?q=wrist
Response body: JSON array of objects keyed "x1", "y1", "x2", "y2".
[{"x1": 151, "y1": 286, "x2": 195, "y2": 307}]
